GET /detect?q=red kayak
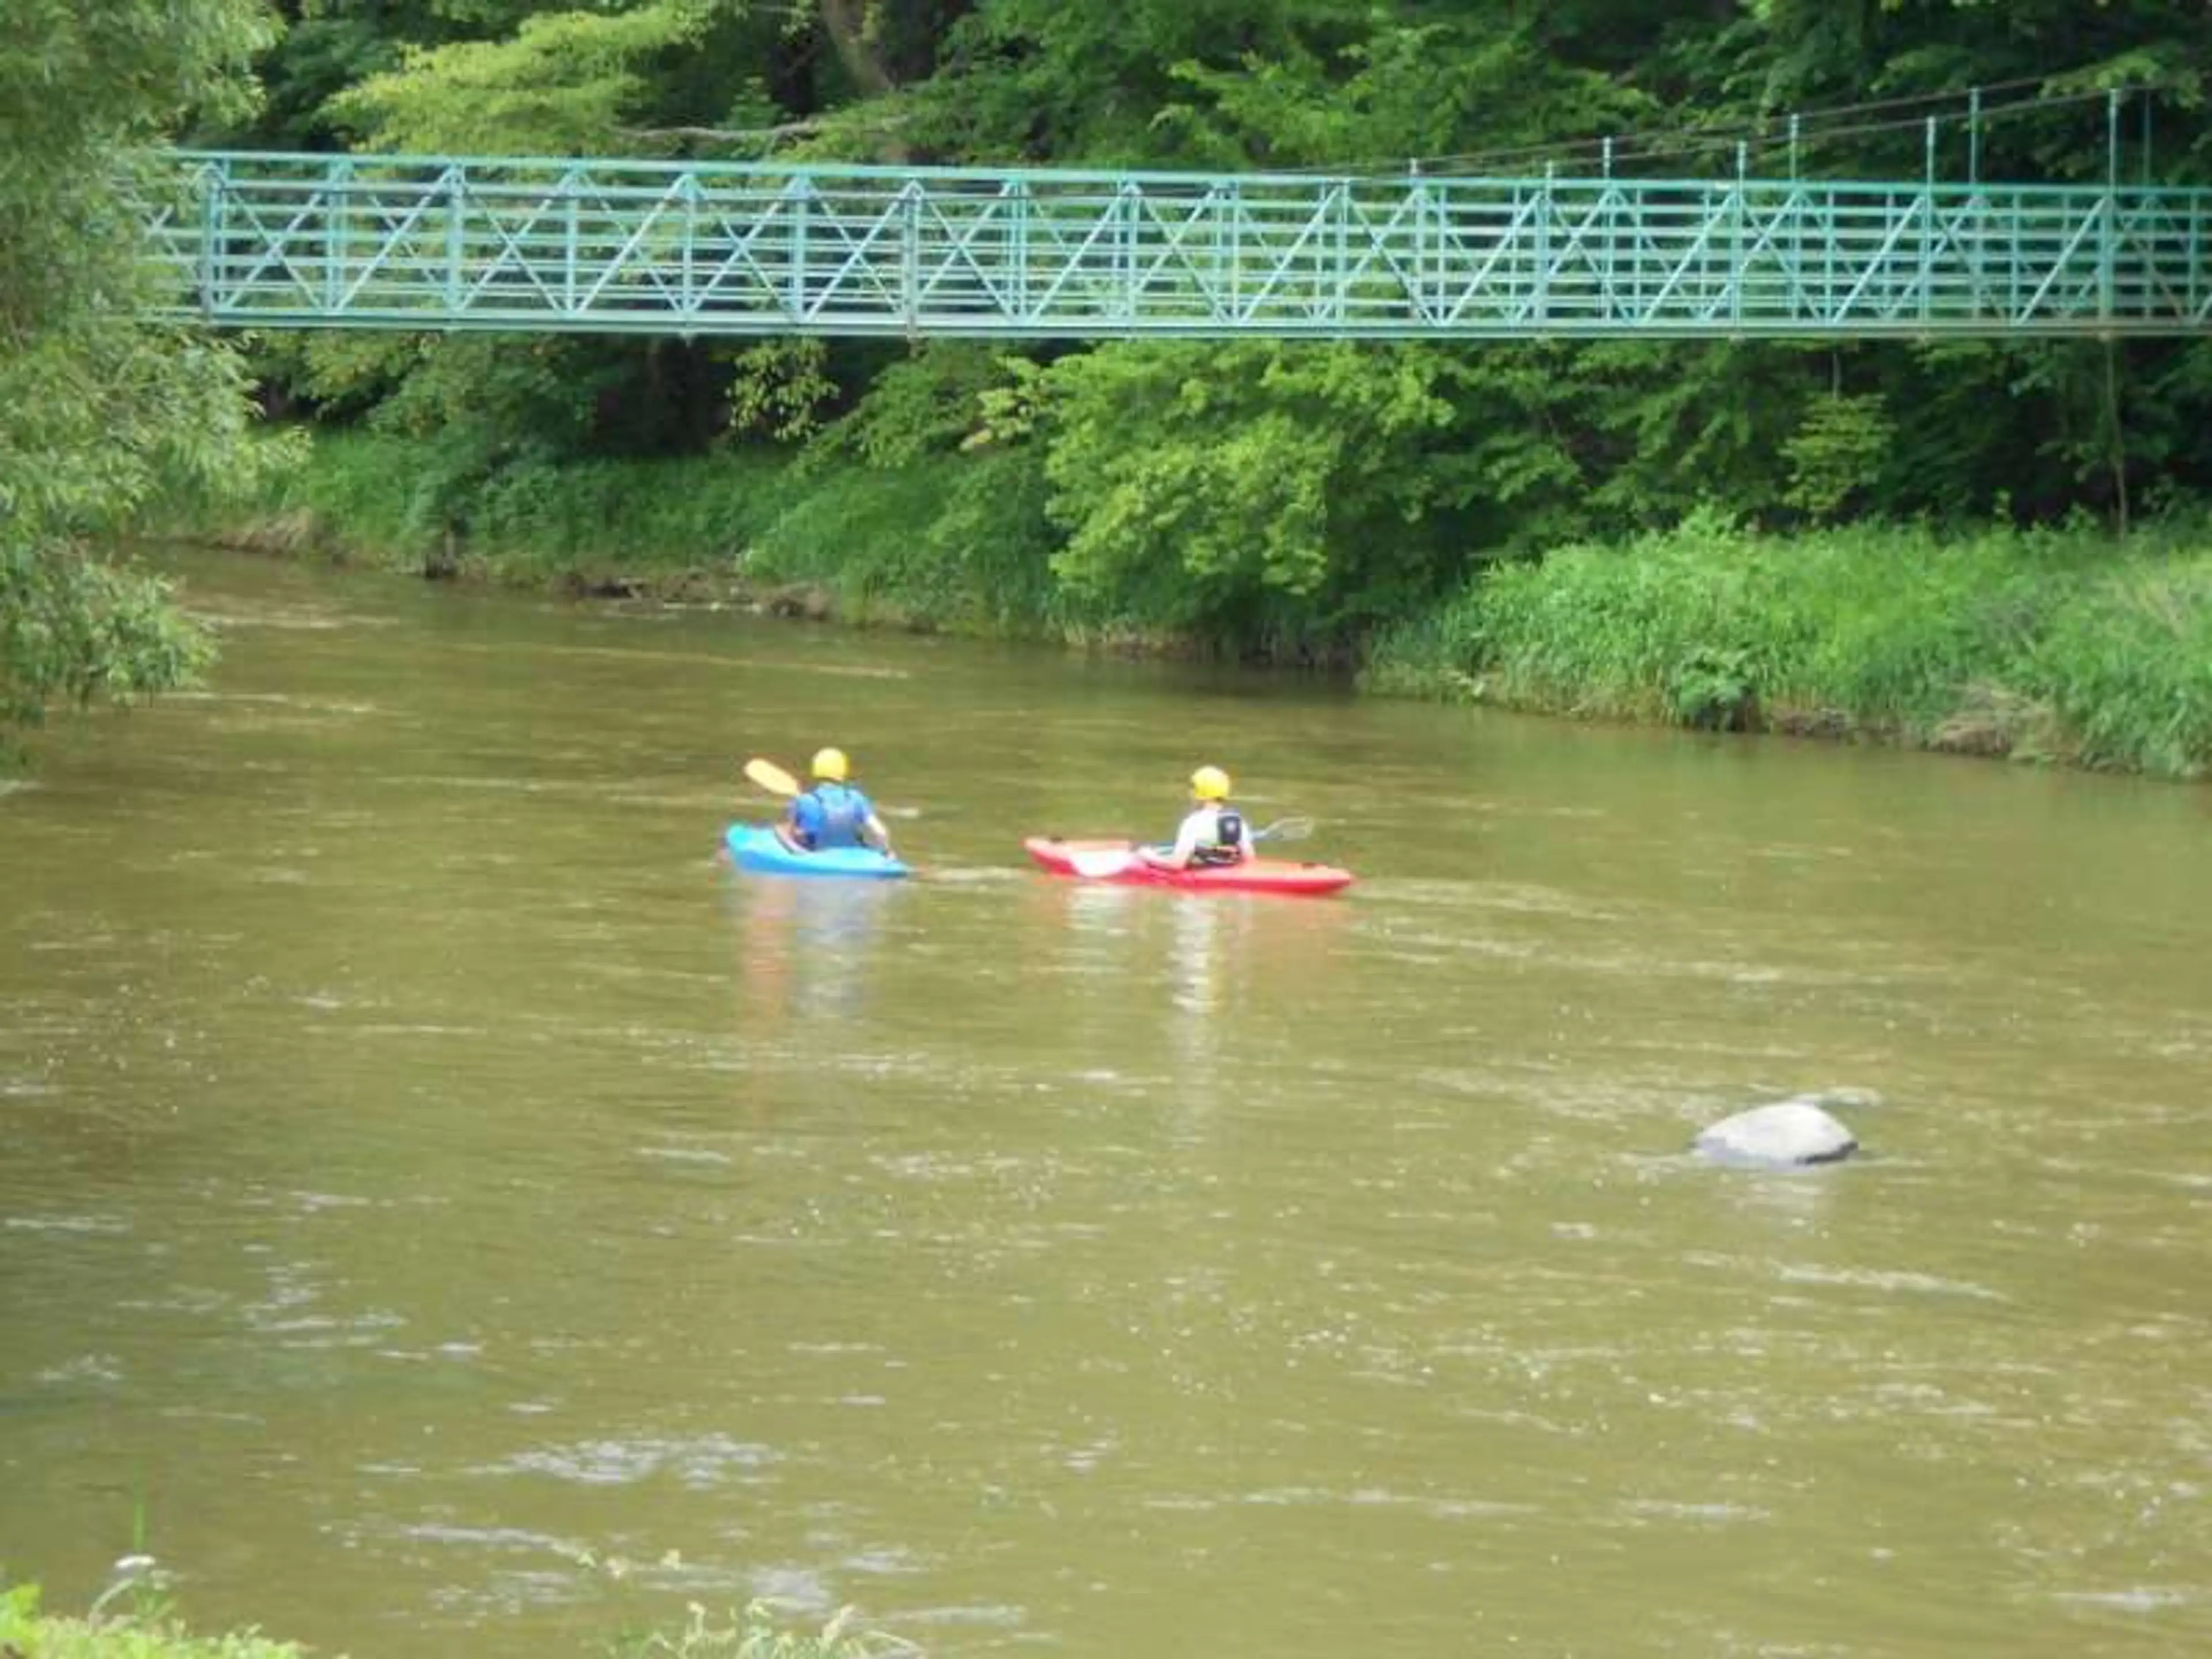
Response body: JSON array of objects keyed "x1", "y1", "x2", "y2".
[{"x1": 1023, "y1": 836, "x2": 1354, "y2": 896}]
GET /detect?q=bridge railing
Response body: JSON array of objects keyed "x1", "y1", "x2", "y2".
[{"x1": 142, "y1": 150, "x2": 2212, "y2": 339}]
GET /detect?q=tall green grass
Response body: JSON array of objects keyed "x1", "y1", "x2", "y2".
[
  {"x1": 1, "y1": 1581, "x2": 308, "y2": 1659},
  {"x1": 2030, "y1": 558, "x2": 2212, "y2": 776},
  {"x1": 2, "y1": 1581, "x2": 908, "y2": 1659},
  {"x1": 169, "y1": 428, "x2": 789, "y2": 582},
  {"x1": 170, "y1": 429, "x2": 1067, "y2": 634},
  {"x1": 1363, "y1": 509, "x2": 2212, "y2": 780},
  {"x1": 463, "y1": 452, "x2": 790, "y2": 581},
  {"x1": 741, "y1": 449, "x2": 1066, "y2": 632}
]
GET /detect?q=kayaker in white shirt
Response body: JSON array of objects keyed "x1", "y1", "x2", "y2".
[{"x1": 1140, "y1": 765, "x2": 1251, "y2": 870}]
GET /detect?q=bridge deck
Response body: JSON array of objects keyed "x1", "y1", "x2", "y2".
[{"x1": 146, "y1": 151, "x2": 2212, "y2": 339}]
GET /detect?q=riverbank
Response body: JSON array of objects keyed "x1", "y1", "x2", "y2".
[
  {"x1": 1363, "y1": 508, "x2": 2212, "y2": 782},
  {"x1": 1, "y1": 1582, "x2": 308, "y2": 1658},
  {"x1": 1, "y1": 1580, "x2": 889, "y2": 1658},
  {"x1": 172, "y1": 431, "x2": 2212, "y2": 781},
  {"x1": 165, "y1": 427, "x2": 1077, "y2": 638}
]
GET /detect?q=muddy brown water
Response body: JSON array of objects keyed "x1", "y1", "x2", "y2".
[{"x1": 3, "y1": 551, "x2": 2210, "y2": 1657}]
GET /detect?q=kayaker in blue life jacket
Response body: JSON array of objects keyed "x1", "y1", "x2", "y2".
[
  {"x1": 1140, "y1": 765, "x2": 1250, "y2": 871},
  {"x1": 782, "y1": 747, "x2": 896, "y2": 857}
]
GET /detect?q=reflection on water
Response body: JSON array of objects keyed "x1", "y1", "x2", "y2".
[
  {"x1": 725, "y1": 853, "x2": 903, "y2": 1030},
  {"x1": 2, "y1": 552, "x2": 2211, "y2": 1659},
  {"x1": 1168, "y1": 896, "x2": 1221, "y2": 1021}
]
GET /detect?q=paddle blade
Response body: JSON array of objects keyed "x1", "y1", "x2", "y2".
[
  {"x1": 1252, "y1": 816, "x2": 1315, "y2": 843},
  {"x1": 1067, "y1": 847, "x2": 1137, "y2": 879},
  {"x1": 744, "y1": 757, "x2": 801, "y2": 797}
]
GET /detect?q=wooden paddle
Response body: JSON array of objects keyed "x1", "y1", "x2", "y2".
[
  {"x1": 744, "y1": 756, "x2": 802, "y2": 797},
  {"x1": 745, "y1": 755, "x2": 923, "y2": 820}
]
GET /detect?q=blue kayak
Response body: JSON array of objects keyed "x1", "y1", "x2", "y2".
[{"x1": 724, "y1": 824, "x2": 909, "y2": 880}]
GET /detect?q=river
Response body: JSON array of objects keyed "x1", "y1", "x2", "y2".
[{"x1": 4, "y1": 551, "x2": 2210, "y2": 1657}]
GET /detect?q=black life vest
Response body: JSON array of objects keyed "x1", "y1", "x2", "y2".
[{"x1": 1193, "y1": 808, "x2": 1244, "y2": 865}]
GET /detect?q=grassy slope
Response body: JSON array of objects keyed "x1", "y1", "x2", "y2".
[
  {"x1": 172, "y1": 429, "x2": 1067, "y2": 632},
  {"x1": 0, "y1": 1584, "x2": 310, "y2": 1659},
  {"x1": 1363, "y1": 510, "x2": 2212, "y2": 780}
]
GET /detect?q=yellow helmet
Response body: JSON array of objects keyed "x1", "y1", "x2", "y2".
[
  {"x1": 811, "y1": 747, "x2": 850, "y2": 782},
  {"x1": 1190, "y1": 764, "x2": 1231, "y2": 801}
]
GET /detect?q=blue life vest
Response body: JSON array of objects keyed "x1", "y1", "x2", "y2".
[{"x1": 792, "y1": 782, "x2": 873, "y2": 850}]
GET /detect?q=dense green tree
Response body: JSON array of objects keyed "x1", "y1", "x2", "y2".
[
  {"x1": 255, "y1": 1, "x2": 971, "y2": 529},
  {"x1": 326, "y1": 0, "x2": 733, "y2": 153},
  {"x1": 259, "y1": 0, "x2": 781, "y2": 527},
  {"x1": 1, "y1": 0, "x2": 297, "y2": 752},
  {"x1": 216, "y1": 1, "x2": 548, "y2": 149},
  {"x1": 196, "y1": 0, "x2": 2212, "y2": 656},
  {"x1": 979, "y1": 340, "x2": 1480, "y2": 652}
]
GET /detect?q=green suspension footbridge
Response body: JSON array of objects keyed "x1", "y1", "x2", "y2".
[{"x1": 148, "y1": 123, "x2": 2212, "y2": 341}]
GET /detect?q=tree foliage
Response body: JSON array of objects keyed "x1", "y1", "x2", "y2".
[
  {"x1": 1, "y1": 0, "x2": 296, "y2": 748},
  {"x1": 168, "y1": 0, "x2": 2212, "y2": 656},
  {"x1": 990, "y1": 341, "x2": 1472, "y2": 650},
  {"x1": 328, "y1": 0, "x2": 734, "y2": 154}
]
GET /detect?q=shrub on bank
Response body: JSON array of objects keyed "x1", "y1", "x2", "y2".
[
  {"x1": 172, "y1": 430, "x2": 1068, "y2": 632},
  {"x1": 2, "y1": 1582, "x2": 909, "y2": 1659},
  {"x1": 1361, "y1": 510, "x2": 2212, "y2": 780},
  {"x1": 738, "y1": 449, "x2": 1067, "y2": 633},
  {"x1": 172, "y1": 429, "x2": 789, "y2": 583},
  {"x1": 0, "y1": 1582, "x2": 309, "y2": 1659}
]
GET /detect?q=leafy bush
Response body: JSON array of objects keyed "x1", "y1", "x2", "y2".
[
  {"x1": 181, "y1": 429, "x2": 787, "y2": 579},
  {"x1": 1363, "y1": 512, "x2": 2212, "y2": 779},
  {"x1": 0, "y1": 1581, "x2": 308, "y2": 1659},
  {"x1": 188, "y1": 427, "x2": 1067, "y2": 635},
  {"x1": 1003, "y1": 339, "x2": 1475, "y2": 654}
]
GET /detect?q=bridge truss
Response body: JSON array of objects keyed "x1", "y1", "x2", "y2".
[{"x1": 146, "y1": 150, "x2": 2212, "y2": 339}]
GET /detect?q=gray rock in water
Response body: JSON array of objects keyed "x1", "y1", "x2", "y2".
[{"x1": 1693, "y1": 1100, "x2": 1859, "y2": 1168}]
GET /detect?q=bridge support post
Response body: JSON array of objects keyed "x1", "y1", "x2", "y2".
[
  {"x1": 1226, "y1": 180, "x2": 1243, "y2": 324},
  {"x1": 1117, "y1": 181, "x2": 1138, "y2": 327},
  {"x1": 1331, "y1": 179, "x2": 1350, "y2": 328},
  {"x1": 1410, "y1": 171, "x2": 1430, "y2": 326},
  {"x1": 679, "y1": 173, "x2": 698, "y2": 325},
  {"x1": 198, "y1": 158, "x2": 224, "y2": 321},
  {"x1": 2101, "y1": 89, "x2": 2121, "y2": 323},
  {"x1": 325, "y1": 159, "x2": 350, "y2": 313},
  {"x1": 562, "y1": 166, "x2": 580, "y2": 317},
  {"x1": 902, "y1": 180, "x2": 921, "y2": 334},
  {"x1": 1920, "y1": 118, "x2": 1937, "y2": 324},
  {"x1": 1730, "y1": 142, "x2": 1747, "y2": 329},
  {"x1": 2190, "y1": 198, "x2": 2204, "y2": 322},
  {"x1": 1533, "y1": 165, "x2": 1552, "y2": 325},
  {"x1": 787, "y1": 176, "x2": 809, "y2": 324},
  {"x1": 444, "y1": 166, "x2": 464, "y2": 316}
]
